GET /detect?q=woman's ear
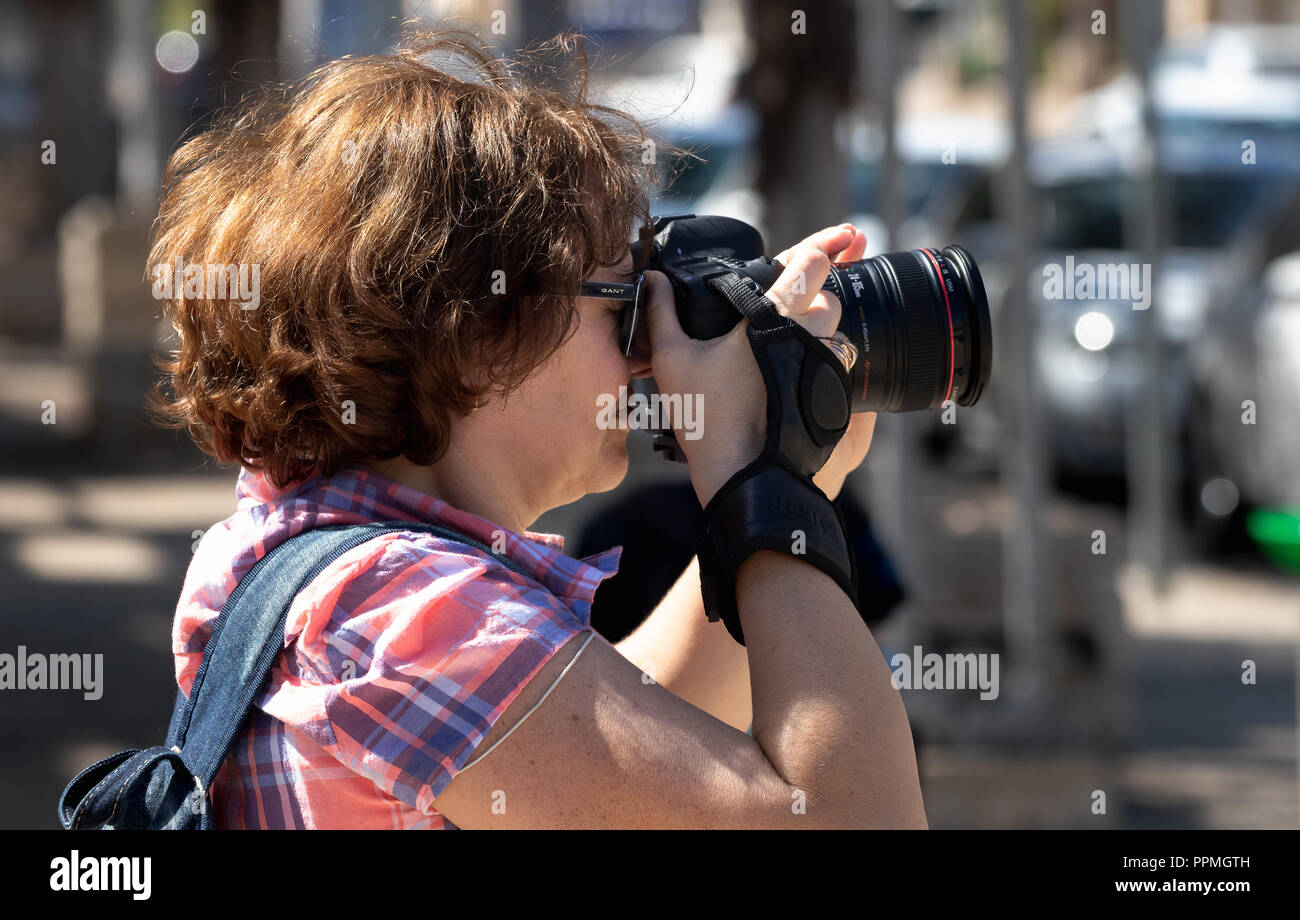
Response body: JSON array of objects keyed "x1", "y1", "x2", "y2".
[
  {"x1": 457, "y1": 375, "x2": 486, "y2": 415},
  {"x1": 460, "y1": 365, "x2": 507, "y2": 414}
]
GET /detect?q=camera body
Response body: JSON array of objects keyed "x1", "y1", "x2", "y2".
[{"x1": 634, "y1": 214, "x2": 993, "y2": 415}]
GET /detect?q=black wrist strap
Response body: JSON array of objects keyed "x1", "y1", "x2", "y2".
[
  {"x1": 695, "y1": 269, "x2": 861, "y2": 646},
  {"x1": 698, "y1": 463, "x2": 858, "y2": 645}
]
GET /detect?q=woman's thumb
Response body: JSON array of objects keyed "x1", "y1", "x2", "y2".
[{"x1": 642, "y1": 270, "x2": 688, "y2": 351}]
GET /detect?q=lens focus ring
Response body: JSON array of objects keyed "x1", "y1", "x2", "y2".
[{"x1": 890, "y1": 252, "x2": 944, "y2": 411}]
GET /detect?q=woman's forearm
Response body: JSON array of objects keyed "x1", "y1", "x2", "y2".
[
  {"x1": 737, "y1": 549, "x2": 927, "y2": 826},
  {"x1": 609, "y1": 472, "x2": 853, "y2": 732},
  {"x1": 613, "y1": 557, "x2": 753, "y2": 731}
]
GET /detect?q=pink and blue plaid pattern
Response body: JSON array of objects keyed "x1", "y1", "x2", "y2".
[{"x1": 172, "y1": 463, "x2": 621, "y2": 829}]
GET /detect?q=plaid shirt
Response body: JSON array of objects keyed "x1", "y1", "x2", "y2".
[{"x1": 173, "y1": 463, "x2": 621, "y2": 829}]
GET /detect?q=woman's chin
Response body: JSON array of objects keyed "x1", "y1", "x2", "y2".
[{"x1": 590, "y1": 431, "x2": 631, "y2": 493}]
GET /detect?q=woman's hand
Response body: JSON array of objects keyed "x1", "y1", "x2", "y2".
[
  {"x1": 644, "y1": 222, "x2": 876, "y2": 506},
  {"x1": 781, "y1": 226, "x2": 877, "y2": 501}
]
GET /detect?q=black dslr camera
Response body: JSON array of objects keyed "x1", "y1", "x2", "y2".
[
  {"x1": 633, "y1": 214, "x2": 992, "y2": 429},
  {"x1": 627, "y1": 215, "x2": 994, "y2": 642}
]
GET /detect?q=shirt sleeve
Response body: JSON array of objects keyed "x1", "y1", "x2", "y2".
[{"x1": 291, "y1": 533, "x2": 592, "y2": 815}]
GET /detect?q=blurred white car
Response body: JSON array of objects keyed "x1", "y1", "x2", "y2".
[
  {"x1": 1189, "y1": 188, "x2": 1300, "y2": 532},
  {"x1": 1028, "y1": 25, "x2": 1300, "y2": 490}
]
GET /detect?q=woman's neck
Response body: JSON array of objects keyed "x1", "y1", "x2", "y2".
[{"x1": 365, "y1": 430, "x2": 537, "y2": 535}]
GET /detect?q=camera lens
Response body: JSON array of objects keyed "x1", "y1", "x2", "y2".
[{"x1": 821, "y1": 245, "x2": 992, "y2": 413}]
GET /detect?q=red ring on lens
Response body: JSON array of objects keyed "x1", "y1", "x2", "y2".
[{"x1": 919, "y1": 248, "x2": 956, "y2": 404}]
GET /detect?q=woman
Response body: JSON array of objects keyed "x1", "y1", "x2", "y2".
[{"x1": 152, "y1": 27, "x2": 926, "y2": 829}]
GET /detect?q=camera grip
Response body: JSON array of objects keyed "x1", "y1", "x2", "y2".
[{"x1": 693, "y1": 271, "x2": 860, "y2": 645}]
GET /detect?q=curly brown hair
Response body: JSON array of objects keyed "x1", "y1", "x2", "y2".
[{"x1": 148, "y1": 26, "x2": 674, "y2": 488}]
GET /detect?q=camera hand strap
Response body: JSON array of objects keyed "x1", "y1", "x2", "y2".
[{"x1": 694, "y1": 271, "x2": 860, "y2": 646}]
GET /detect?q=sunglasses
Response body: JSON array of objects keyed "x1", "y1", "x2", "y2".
[{"x1": 579, "y1": 274, "x2": 647, "y2": 357}]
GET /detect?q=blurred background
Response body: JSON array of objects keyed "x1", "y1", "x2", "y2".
[{"x1": 1, "y1": 0, "x2": 1298, "y2": 829}]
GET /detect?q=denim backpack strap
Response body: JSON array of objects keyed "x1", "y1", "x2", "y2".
[
  {"x1": 170, "y1": 518, "x2": 531, "y2": 787},
  {"x1": 167, "y1": 523, "x2": 417, "y2": 787},
  {"x1": 59, "y1": 516, "x2": 531, "y2": 829}
]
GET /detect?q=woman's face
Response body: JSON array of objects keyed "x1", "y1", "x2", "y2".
[{"x1": 488, "y1": 248, "x2": 653, "y2": 510}]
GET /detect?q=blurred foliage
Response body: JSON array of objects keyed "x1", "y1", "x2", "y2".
[{"x1": 955, "y1": 0, "x2": 1120, "y2": 87}]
